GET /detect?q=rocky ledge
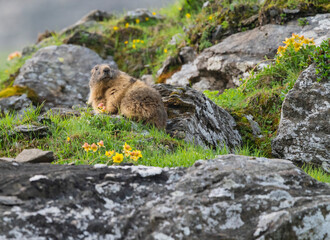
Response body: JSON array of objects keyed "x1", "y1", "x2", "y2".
[{"x1": 0, "y1": 155, "x2": 329, "y2": 240}]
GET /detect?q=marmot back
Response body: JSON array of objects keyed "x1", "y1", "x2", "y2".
[{"x1": 88, "y1": 64, "x2": 167, "y2": 129}]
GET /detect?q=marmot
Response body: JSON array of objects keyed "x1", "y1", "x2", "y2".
[{"x1": 88, "y1": 64, "x2": 167, "y2": 129}]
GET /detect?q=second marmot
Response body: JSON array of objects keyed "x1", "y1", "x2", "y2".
[{"x1": 88, "y1": 64, "x2": 167, "y2": 129}]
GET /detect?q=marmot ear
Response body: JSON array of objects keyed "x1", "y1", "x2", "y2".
[{"x1": 91, "y1": 65, "x2": 99, "y2": 74}]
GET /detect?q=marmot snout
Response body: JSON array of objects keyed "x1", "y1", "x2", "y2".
[{"x1": 88, "y1": 64, "x2": 167, "y2": 129}]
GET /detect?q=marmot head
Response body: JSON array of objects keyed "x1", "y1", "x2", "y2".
[{"x1": 90, "y1": 64, "x2": 117, "y2": 86}]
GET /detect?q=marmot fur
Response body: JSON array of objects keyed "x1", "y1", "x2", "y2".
[{"x1": 88, "y1": 64, "x2": 167, "y2": 129}]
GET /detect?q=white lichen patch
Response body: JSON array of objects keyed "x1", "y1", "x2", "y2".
[
  {"x1": 132, "y1": 166, "x2": 163, "y2": 177},
  {"x1": 254, "y1": 210, "x2": 290, "y2": 237},
  {"x1": 293, "y1": 208, "x2": 330, "y2": 239},
  {"x1": 219, "y1": 203, "x2": 244, "y2": 230},
  {"x1": 152, "y1": 232, "x2": 175, "y2": 240},
  {"x1": 93, "y1": 164, "x2": 107, "y2": 169},
  {"x1": 29, "y1": 175, "x2": 49, "y2": 182},
  {"x1": 209, "y1": 187, "x2": 233, "y2": 199}
]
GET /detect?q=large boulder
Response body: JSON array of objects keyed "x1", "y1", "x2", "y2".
[
  {"x1": 272, "y1": 64, "x2": 330, "y2": 172},
  {"x1": 166, "y1": 14, "x2": 330, "y2": 92},
  {"x1": 154, "y1": 84, "x2": 242, "y2": 150},
  {"x1": 14, "y1": 44, "x2": 116, "y2": 109},
  {"x1": 0, "y1": 155, "x2": 329, "y2": 239}
]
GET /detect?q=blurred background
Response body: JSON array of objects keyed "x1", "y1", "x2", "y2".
[{"x1": 0, "y1": 0, "x2": 175, "y2": 62}]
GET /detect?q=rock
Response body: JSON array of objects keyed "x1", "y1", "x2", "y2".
[
  {"x1": 14, "y1": 44, "x2": 116, "y2": 109},
  {"x1": 272, "y1": 64, "x2": 330, "y2": 172},
  {"x1": 60, "y1": 10, "x2": 113, "y2": 35},
  {"x1": 15, "y1": 149, "x2": 55, "y2": 163},
  {"x1": 179, "y1": 46, "x2": 197, "y2": 64},
  {"x1": 211, "y1": 25, "x2": 224, "y2": 41},
  {"x1": 169, "y1": 33, "x2": 185, "y2": 46},
  {"x1": 0, "y1": 155, "x2": 329, "y2": 239},
  {"x1": 12, "y1": 124, "x2": 50, "y2": 139},
  {"x1": 124, "y1": 8, "x2": 164, "y2": 23},
  {"x1": 154, "y1": 84, "x2": 242, "y2": 149},
  {"x1": 156, "y1": 56, "x2": 182, "y2": 78},
  {"x1": 245, "y1": 114, "x2": 262, "y2": 137},
  {"x1": 0, "y1": 94, "x2": 34, "y2": 115},
  {"x1": 0, "y1": 157, "x2": 15, "y2": 162},
  {"x1": 63, "y1": 30, "x2": 114, "y2": 58},
  {"x1": 165, "y1": 14, "x2": 330, "y2": 93}
]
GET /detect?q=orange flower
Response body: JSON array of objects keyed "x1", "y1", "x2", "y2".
[
  {"x1": 82, "y1": 142, "x2": 91, "y2": 152},
  {"x1": 97, "y1": 103, "x2": 106, "y2": 113},
  {"x1": 7, "y1": 51, "x2": 22, "y2": 61},
  {"x1": 97, "y1": 140, "x2": 105, "y2": 148},
  {"x1": 130, "y1": 150, "x2": 142, "y2": 161},
  {"x1": 105, "y1": 150, "x2": 115, "y2": 157},
  {"x1": 90, "y1": 143, "x2": 98, "y2": 152}
]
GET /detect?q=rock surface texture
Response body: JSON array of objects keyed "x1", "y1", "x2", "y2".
[
  {"x1": 0, "y1": 155, "x2": 329, "y2": 240},
  {"x1": 272, "y1": 64, "x2": 330, "y2": 172},
  {"x1": 14, "y1": 44, "x2": 116, "y2": 109},
  {"x1": 0, "y1": 94, "x2": 34, "y2": 115},
  {"x1": 166, "y1": 14, "x2": 330, "y2": 92},
  {"x1": 154, "y1": 84, "x2": 242, "y2": 149}
]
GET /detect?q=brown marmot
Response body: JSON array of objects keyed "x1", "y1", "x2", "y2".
[{"x1": 87, "y1": 64, "x2": 167, "y2": 129}]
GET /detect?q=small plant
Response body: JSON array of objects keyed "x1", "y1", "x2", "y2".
[
  {"x1": 313, "y1": 39, "x2": 330, "y2": 82},
  {"x1": 298, "y1": 17, "x2": 309, "y2": 27},
  {"x1": 221, "y1": 20, "x2": 229, "y2": 30}
]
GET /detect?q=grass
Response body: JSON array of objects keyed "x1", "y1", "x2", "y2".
[
  {"x1": 303, "y1": 165, "x2": 330, "y2": 184},
  {"x1": 0, "y1": 106, "x2": 263, "y2": 168}
]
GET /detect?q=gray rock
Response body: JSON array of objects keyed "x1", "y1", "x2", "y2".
[
  {"x1": 0, "y1": 94, "x2": 34, "y2": 115},
  {"x1": 169, "y1": 33, "x2": 185, "y2": 46},
  {"x1": 155, "y1": 84, "x2": 242, "y2": 149},
  {"x1": 60, "y1": 10, "x2": 113, "y2": 35},
  {"x1": 124, "y1": 8, "x2": 164, "y2": 23},
  {"x1": 166, "y1": 14, "x2": 330, "y2": 93},
  {"x1": 272, "y1": 64, "x2": 330, "y2": 171},
  {"x1": 0, "y1": 155, "x2": 329, "y2": 239},
  {"x1": 179, "y1": 46, "x2": 197, "y2": 64},
  {"x1": 245, "y1": 114, "x2": 262, "y2": 137},
  {"x1": 12, "y1": 124, "x2": 50, "y2": 139},
  {"x1": 15, "y1": 149, "x2": 55, "y2": 163},
  {"x1": 0, "y1": 157, "x2": 15, "y2": 162},
  {"x1": 14, "y1": 44, "x2": 116, "y2": 109}
]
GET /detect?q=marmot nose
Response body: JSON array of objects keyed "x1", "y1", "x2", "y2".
[{"x1": 103, "y1": 68, "x2": 110, "y2": 74}]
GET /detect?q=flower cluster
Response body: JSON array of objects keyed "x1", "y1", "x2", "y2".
[
  {"x1": 82, "y1": 141, "x2": 142, "y2": 164},
  {"x1": 7, "y1": 51, "x2": 22, "y2": 61},
  {"x1": 277, "y1": 33, "x2": 315, "y2": 57}
]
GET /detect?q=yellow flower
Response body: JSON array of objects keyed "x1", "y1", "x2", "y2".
[
  {"x1": 112, "y1": 153, "x2": 124, "y2": 163},
  {"x1": 67, "y1": 137, "x2": 71, "y2": 142},
  {"x1": 186, "y1": 13, "x2": 191, "y2": 19},
  {"x1": 283, "y1": 37, "x2": 294, "y2": 46},
  {"x1": 130, "y1": 150, "x2": 142, "y2": 161},
  {"x1": 178, "y1": 7, "x2": 182, "y2": 11},
  {"x1": 125, "y1": 41, "x2": 128, "y2": 45},
  {"x1": 105, "y1": 150, "x2": 115, "y2": 157},
  {"x1": 308, "y1": 38, "x2": 315, "y2": 45},
  {"x1": 133, "y1": 39, "x2": 136, "y2": 43},
  {"x1": 141, "y1": 40, "x2": 144, "y2": 44},
  {"x1": 145, "y1": 17, "x2": 149, "y2": 21},
  {"x1": 123, "y1": 142, "x2": 132, "y2": 151},
  {"x1": 164, "y1": 49, "x2": 168, "y2": 53},
  {"x1": 82, "y1": 143, "x2": 91, "y2": 152},
  {"x1": 152, "y1": 12, "x2": 156, "y2": 16},
  {"x1": 7, "y1": 51, "x2": 22, "y2": 61},
  {"x1": 294, "y1": 42, "x2": 302, "y2": 52},
  {"x1": 90, "y1": 143, "x2": 98, "y2": 152},
  {"x1": 292, "y1": 33, "x2": 299, "y2": 40},
  {"x1": 209, "y1": 15, "x2": 213, "y2": 20},
  {"x1": 125, "y1": 23, "x2": 129, "y2": 28},
  {"x1": 124, "y1": 149, "x2": 131, "y2": 157},
  {"x1": 113, "y1": 26, "x2": 119, "y2": 31},
  {"x1": 132, "y1": 44, "x2": 136, "y2": 49},
  {"x1": 277, "y1": 46, "x2": 286, "y2": 54},
  {"x1": 97, "y1": 140, "x2": 105, "y2": 148},
  {"x1": 136, "y1": 19, "x2": 140, "y2": 24},
  {"x1": 137, "y1": 39, "x2": 140, "y2": 43}
]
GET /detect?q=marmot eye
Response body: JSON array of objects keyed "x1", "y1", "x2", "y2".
[{"x1": 95, "y1": 67, "x2": 99, "y2": 71}]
